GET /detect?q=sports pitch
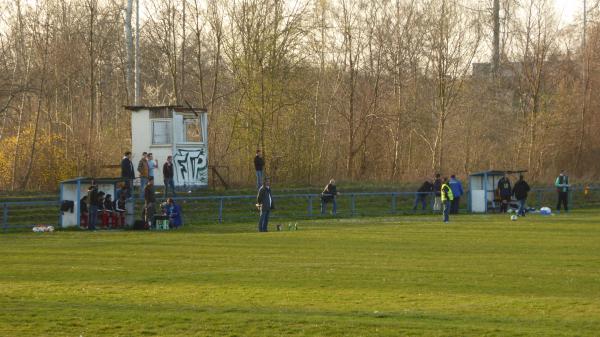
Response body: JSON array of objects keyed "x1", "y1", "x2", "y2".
[{"x1": 1, "y1": 211, "x2": 599, "y2": 336}]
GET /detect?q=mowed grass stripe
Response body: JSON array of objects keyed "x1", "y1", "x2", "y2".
[{"x1": 1, "y1": 211, "x2": 599, "y2": 336}]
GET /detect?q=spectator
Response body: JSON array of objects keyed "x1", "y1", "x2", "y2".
[
  {"x1": 80, "y1": 196, "x2": 89, "y2": 228},
  {"x1": 497, "y1": 173, "x2": 512, "y2": 213},
  {"x1": 165, "y1": 198, "x2": 183, "y2": 229},
  {"x1": 103, "y1": 194, "x2": 116, "y2": 228},
  {"x1": 144, "y1": 177, "x2": 156, "y2": 227},
  {"x1": 441, "y1": 177, "x2": 454, "y2": 223},
  {"x1": 137, "y1": 152, "x2": 149, "y2": 199},
  {"x1": 433, "y1": 174, "x2": 442, "y2": 212},
  {"x1": 254, "y1": 150, "x2": 265, "y2": 189},
  {"x1": 163, "y1": 155, "x2": 176, "y2": 198},
  {"x1": 413, "y1": 178, "x2": 433, "y2": 212},
  {"x1": 321, "y1": 179, "x2": 339, "y2": 215},
  {"x1": 87, "y1": 181, "x2": 99, "y2": 231},
  {"x1": 120, "y1": 151, "x2": 135, "y2": 198},
  {"x1": 256, "y1": 177, "x2": 274, "y2": 232},
  {"x1": 555, "y1": 170, "x2": 570, "y2": 213},
  {"x1": 115, "y1": 192, "x2": 127, "y2": 227},
  {"x1": 147, "y1": 153, "x2": 158, "y2": 180},
  {"x1": 448, "y1": 174, "x2": 464, "y2": 214},
  {"x1": 512, "y1": 175, "x2": 531, "y2": 216}
]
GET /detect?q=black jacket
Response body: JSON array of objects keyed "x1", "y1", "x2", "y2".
[
  {"x1": 163, "y1": 162, "x2": 174, "y2": 179},
  {"x1": 256, "y1": 186, "x2": 274, "y2": 210},
  {"x1": 417, "y1": 181, "x2": 434, "y2": 193},
  {"x1": 322, "y1": 184, "x2": 337, "y2": 201},
  {"x1": 121, "y1": 157, "x2": 135, "y2": 179},
  {"x1": 512, "y1": 180, "x2": 530, "y2": 200},
  {"x1": 498, "y1": 177, "x2": 512, "y2": 197},
  {"x1": 254, "y1": 155, "x2": 265, "y2": 171},
  {"x1": 87, "y1": 186, "x2": 99, "y2": 206}
]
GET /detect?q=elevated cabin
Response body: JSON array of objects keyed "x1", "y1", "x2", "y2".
[{"x1": 124, "y1": 105, "x2": 208, "y2": 188}]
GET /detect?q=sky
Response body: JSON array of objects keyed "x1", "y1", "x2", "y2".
[{"x1": 554, "y1": 0, "x2": 582, "y2": 26}]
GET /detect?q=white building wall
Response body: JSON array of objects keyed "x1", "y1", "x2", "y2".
[{"x1": 130, "y1": 108, "x2": 208, "y2": 188}]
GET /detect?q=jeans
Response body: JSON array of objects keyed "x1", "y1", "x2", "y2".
[
  {"x1": 413, "y1": 194, "x2": 427, "y2": 211},
  {"x1": 321, "y1": 198, "x2": 337, "y2": 215},
  {"x1": 256, "y1": 170, "x2": 263, "y2": 189},
  {"x1": 258, "y1": 209, "x2": 270, "y2": 232},
  {"x1": 443, "y1": 200, "x2": 451, "y2": 222},
  {"x1": 139, "y1": 177, "x2": 148, "y2": 199},
  {"x1": 164, "y1": 178, "x2": 176, "y2": 198},
  {"x1": 517, "y1": 199, "x2": 526, "y2": 216},
  {"x1": 88, "y1": 205, "x2": 98, "y2": 230}
]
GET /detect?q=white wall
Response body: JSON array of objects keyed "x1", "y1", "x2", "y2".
[{"x1": 131, "y1": 108, "x2": 209, "y2": 188}]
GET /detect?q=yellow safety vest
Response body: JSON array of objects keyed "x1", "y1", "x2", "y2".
[{"x1": 441, "y1": 183, "x2": 454, "y2": 201}]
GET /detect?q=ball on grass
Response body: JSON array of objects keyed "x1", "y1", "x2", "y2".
[{"x1": 510, "y1": 215, "x2": 518, "y2": 221}]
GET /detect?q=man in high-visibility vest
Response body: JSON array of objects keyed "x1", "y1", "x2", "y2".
[{"x1": 441, "y1": 177, "x2": 454, "y2": 223}]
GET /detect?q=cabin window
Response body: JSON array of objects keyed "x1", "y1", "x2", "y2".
[
  {"x1": 152, "y1": 120, "x2": 171, "y2": 145},
  {"x1": 184, "y1": 118, "x2": 202, "y2": 143}
]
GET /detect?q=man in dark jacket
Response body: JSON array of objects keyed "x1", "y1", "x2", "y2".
[
  {"x1": 413, "y1": 179, "x2": 433, "y2": 211},
  {"x1": 497, "y1": 173, "x2": 512, "y2": 213},
  {"x1": 120, "y1": 151, "x2": 135, "y2": 198},
  {"x1": 512, "y1": 175, "x2": 530, "y2": 216},
  {"x1": 256, "y1": 177, "x2": 274, "y2": 232},
  {"x1": 321, "y1": 179, "x2": 339, "y2": 215},
  {"x1": 87, "y1": 181, "x2": 99, "y2": 230},
  {"x1": 254, "y1": 150, "x2": 265, "y2": 190},
  {"x1": 163, "y1": 155, "x2": 176, "y2": 198},
  {"x1": 555, "y1": 170, "x2": 570, "y2": 213}
]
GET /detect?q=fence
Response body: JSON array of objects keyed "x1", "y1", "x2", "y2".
[{"x1": 2, "y1": 187, "x2": 599, "y2": 232}]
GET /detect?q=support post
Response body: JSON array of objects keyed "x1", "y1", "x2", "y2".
[
  {"x1": 351, "y1": 194, "x2": 356, "y2": 216},
  {"x1": 307, "y1": 195, "x2": 313, "y2": 217},
  {"x1": 218, "y1": 198, "x2": 224, "y2": 223},
  {"x1": 391, "y1": 193, "x2": 397, "y2": 214},
  {"x1": 3, "y1": 204, "x2": 8, "y2": 232}
]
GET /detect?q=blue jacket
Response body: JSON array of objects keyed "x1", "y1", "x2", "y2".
[
  {"x1": 167, "y1": 204, "x2": 183, "y2": 227},
  {"x1": 448, "y1": 178, "x2": 464, "y2": 198}
]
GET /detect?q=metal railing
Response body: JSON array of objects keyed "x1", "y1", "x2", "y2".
[{"x1": 2, "y1": 186, "x2": 599, "y2": 232}]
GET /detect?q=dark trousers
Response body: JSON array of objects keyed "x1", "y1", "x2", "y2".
[
  {"x1": 450, "y1": 197, "x2": 460, "y2": 214},
  {"x1": 164, "y1": 178, "x2": 176, "y2": 198},
  {"x1": 500, "y1": 196, "x2": 510, "y2": 213},
  {"x1": 557, "y1": 192, "x2": 569, "y2": 211},
  {"x1": 258, "y1": 209, "x2": 270, "y2": 232}
]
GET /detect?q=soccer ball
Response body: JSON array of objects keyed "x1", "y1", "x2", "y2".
[{"x1": 510, "y1": 215, "x2": 518, "y2": 221}]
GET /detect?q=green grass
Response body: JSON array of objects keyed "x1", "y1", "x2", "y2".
[{"x1": 1, "y1": 211, "x2": 600, "y2": 336}]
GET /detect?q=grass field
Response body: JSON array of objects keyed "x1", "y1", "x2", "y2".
[{"x1": 1, "y1": 211, "x2": 599, "y2": 336}]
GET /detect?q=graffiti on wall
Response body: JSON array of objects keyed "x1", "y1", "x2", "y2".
[{"x1": 173, "y1": 148, "x2": 208, "y2": 186}]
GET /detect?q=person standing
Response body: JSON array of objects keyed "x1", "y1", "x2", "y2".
[
  {"x1": 137, "y1": 152, "x2": 149, "y2": 199},
  {"x1": 254, "y1": 150, "x2": 265, "y2": 189},
  {"x1": 441, "y1": 177, "x2": 454, "y2": 223},
  {"x1": 163, "y1": 155, "x2": 177, "y2": 197},
  {"x1": 147, "y1": 153, "x2": 158, "y2": 180},
  {"x1": 87, "y1": 181, "x2": 99, "y2": 231},
  {"x1": 512, "y1": 175, "x2": 531, "y2": 216},
  {"x1": 433, "y1": 174, "x2": 442, "y2": 212},
  {"x1": 120, "y1": 151, "x2": 135, "y2": 198},
  {"x1": 413, "y1": 178, "x2": 433, "y2": 212},
  {"x1": 448, "y1": 174, "x2": 464, "y2": 214},
  {"x1": 321, "y1": 179, "x2": 339, "y2": 215},
  {"x1": 144, "y1": 177, "x2": 156, "y2": 227},
  {"x1": 497, "y1": 173, "x2": 512, "y2": 213},
  {"x1": 555, "y1": 170, "x2": 570, "y2": 213},
  {"x1": 256, "y1": 178, "x2": 274, "y2": 232}
]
